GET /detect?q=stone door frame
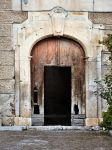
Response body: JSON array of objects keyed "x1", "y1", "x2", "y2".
[{"x1": 13, "y1": 10, "x2": 103, "y2": 126}]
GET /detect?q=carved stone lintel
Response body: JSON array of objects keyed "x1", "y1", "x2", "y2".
[{"x1": 49, "y1": 7, "x2": 68, "y2": 36}]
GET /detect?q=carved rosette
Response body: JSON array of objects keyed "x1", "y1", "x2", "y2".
[{"x1": 49, "y1": 7, "x2": 68, "y2": 36}]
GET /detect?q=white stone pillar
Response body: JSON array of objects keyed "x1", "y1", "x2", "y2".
[
  {"x1": 15, "y1": 56, "x2": 31, "y2": 126},
  {"x1": 15, "y1": 45, "x2": 20, "y2": 117},
  {"x1": 85, "y1": 57, "x2": 99, "y2": 126},
  {"x1": 96, "y1": 51, "x2": 102, "y2": 118}
]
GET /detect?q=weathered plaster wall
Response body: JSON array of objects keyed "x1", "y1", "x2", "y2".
[{"x1": 0, "y1": 0, "x2": 28, "y2": 125}]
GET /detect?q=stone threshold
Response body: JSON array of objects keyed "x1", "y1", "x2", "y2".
[
  {"x1": 0, "y1": 125, "x2": 101, "y2": 131},
  {"x1": 28, "y1": 126, "x2": 101, "y2": 131}
]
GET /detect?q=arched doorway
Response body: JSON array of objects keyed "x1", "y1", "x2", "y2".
[{"x1": 31, "y1": 37, "x2": 85, "y2": 125}]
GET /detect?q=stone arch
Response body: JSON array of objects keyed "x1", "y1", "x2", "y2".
[
  {"x1": 24, "y1": 34, "x2": 88, "y2": 58},
  {"x1": 13, "y1": 10, "x2": 102, "y2": 126}
]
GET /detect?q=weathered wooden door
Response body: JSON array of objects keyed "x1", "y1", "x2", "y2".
[
  {"x1": 44, "y1": 66, "x2": 71, "y2": 125},
  {"x1": 31, "y1": 37, "x2": 85, "y2": 122}
]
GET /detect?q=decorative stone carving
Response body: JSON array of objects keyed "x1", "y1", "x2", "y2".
[{"x1": 49, "y1": 7, "x2": 68, "y2": 36}]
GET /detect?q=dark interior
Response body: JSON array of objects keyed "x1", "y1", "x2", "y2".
[{"x1": 44, "y1": 66, "x2": 71, "y2": 125}]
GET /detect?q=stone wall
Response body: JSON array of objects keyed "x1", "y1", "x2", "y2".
[
  {"x1": 89, "y1": 13, "x2": 112, "y2": 25},
  {"x1": 89, "y1": 13, "x2": 112, "y2": 35},
  {"x1": 0, "y1": 0, "x2": 28, "y2": 125}
]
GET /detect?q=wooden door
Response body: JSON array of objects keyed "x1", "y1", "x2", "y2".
[
  {"x1": 31, "y1": 37, "x2": 85, "y2": 117},
  {"x1": 44, "y1": 66, "x2": 71, "y2": 125}
]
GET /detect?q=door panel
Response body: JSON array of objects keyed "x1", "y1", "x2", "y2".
[
  {"x1": 44, "y1": 66, "x2": 71, "y2": 125},
  {"x1": 31, "y1": 37, "x2": 85, "y2": 123}
]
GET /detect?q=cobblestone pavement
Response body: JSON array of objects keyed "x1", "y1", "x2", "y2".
[{"x1": 0, "y1": 130, "x2": 112, "y2": 150}]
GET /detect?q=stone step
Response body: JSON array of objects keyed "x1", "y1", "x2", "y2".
[
  {"x1": 32, "y1": 114, "x2": 44, "y2": 118},
  {"x1": 71, "y1": 119, "x2": 85, "y2": 126},
  {"x1": 32, "y1": 115, "x2": 44, "y2": 126},
  {"x1": 71, "y1": 114, "x2": 85, "y2": 119},
  {"x1": 32, "y1": 122, "x2": 44, "y2": 126},
  {"x1": 32, "y1": 114, "x2": 85, "y2": 126},
  {"x1": 28, "y1": 126, "x2": 86, "y2": 131},
  {"x1": 32, "y1": 114, "x2": 85, "y2": 119}
]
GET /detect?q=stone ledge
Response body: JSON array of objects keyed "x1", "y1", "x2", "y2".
[{"x1": 0, "y1": 126, "x2": 27, "y2": 131}]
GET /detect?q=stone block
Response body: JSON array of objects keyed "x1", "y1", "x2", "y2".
[
  {"x1": 0, "y1": 24, "x2": 12, "y2": 36},
  {"x1": 101, "y1": 51, "x2": 111, "y2": 77},
  {"x1": 22, "y1": 0, "x2": 93, "y2": 11},
  {"x1": 0, "y1": 11, "x2": 28, "y2": 23},
  {"x1": 0, "y1": 0, "x2": 12, "y2": 10},
  {"x1": 85, "y1": 118, "x2": 99, "y2": 126},
  {"x1": 15, "y1": 117, "x2": 31, "y2": 126},
  {"x1": 0, "y1": 80, "x2": 15, "y2": 93},
  {"x1": 0, "y1": 51, "x2": 14, "y2": 65},
  {"x1": 21, "y1": 0, "x2": 112, "y2": 12},
  {"x1": 89, "y1": 13, "x2": 112, "y2": 24},
  {"x1": 0, "y1": 94, "x2": 15, "y2": 117},
  {"x1": 12, "y1": 0, "x2": 21, "y2": 11},
  {"x1": 0, "y1": 37, "x2": 12, "y2": 50},
  {"x1": 94, "y1": 0, "x2": 112, "y2": 12},
  {"x1": 0, "y1": 66, "x2": 14, "y2": 79},
  {"x1": 102, "y1": 66, "x2": 111, "y2": 77},
  {"x1": 2, "y1": 117, "x2": 14, "y2": 126}
]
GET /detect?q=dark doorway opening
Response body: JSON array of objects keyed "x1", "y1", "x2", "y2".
[{"x1": 44, "y1": 66, "x2": 71, "y2": 125}]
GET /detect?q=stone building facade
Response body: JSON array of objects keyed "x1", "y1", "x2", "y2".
[{"x1": 0, "y1": 0, "x2": 112, "y2": 126}]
